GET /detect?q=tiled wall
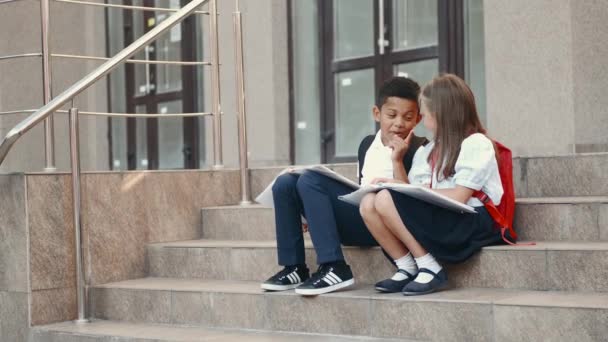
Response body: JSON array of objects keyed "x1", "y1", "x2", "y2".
[{"x1": 25, "y1": 169, "x2": 240, "y2": 326}]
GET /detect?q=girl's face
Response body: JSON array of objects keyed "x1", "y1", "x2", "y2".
[{"x1": 419, "y1": 98, "x2": 437, "y2": 136}]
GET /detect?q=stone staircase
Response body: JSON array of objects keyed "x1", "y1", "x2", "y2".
[{"x1": 31, "y1": 155, "x2": 608, "y2": 341}]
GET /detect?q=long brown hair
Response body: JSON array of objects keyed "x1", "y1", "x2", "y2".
[{"x1": 421, "y1": 74, "x2": 486, "y2": 181}]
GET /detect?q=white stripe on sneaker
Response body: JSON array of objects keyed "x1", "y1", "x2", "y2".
[
  {"x1": 287, "y1": 274, "x2": 296, "y2": 284},
  {"x1": 293, "y1": 272, "x2": 301, "y2": 283},
  {"x1": 322, "y1": 276, "x2": 336, "y2": 286},
  {"x1": 327, "y1": 272, "x2": 342, "y2": 283}
]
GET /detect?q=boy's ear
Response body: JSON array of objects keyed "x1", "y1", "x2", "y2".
[
  {"x1": 416, "y1": 112, "x2": 422, "y2": 124},
  {"x1": 372, "y1": 106, "x2": 381, "y2": 122}
]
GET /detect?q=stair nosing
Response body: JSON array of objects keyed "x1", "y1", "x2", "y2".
[
  {"x1": 91, "y1": 278, "x2": 608, "y2": 310},
  {"x1": 148, "y1": 239, "x2": 608, "y2": 251}
]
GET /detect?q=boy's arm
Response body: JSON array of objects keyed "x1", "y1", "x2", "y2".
[
  {"x1": 392, "y1": 160, "x2": 410, "y2": 183},
  {"x1": 391, "y1": 131, "x2": 414, "y2": 183}
]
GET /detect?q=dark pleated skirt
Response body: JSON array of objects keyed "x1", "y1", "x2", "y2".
[{"x1": 388, "y1": 190, "x2": 505, "y2": 264}]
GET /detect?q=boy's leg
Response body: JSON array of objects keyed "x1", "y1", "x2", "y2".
[
  {"x1": 272, "y1": 173, "x2": 306, "y2": 266},
  {"x1": 295, "y1": 171, "x2": 375, "y2": 265},
  {"x1": 294, "y1": 171, "x2": 373, "y2": 295}
]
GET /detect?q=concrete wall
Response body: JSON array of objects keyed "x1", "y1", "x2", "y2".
[
  {"x1": 484, "y1": 0, "x2": 608, "y2": 156},
  {"x1": 0, "y1": 175, "x2": 30, "y2": 342},
  {"x1": 570, "y1": 0, "x2": 608, "y2": 153},
  {"x1": 0, "y1": 0, "x2": 109, "y2": 173},
  {"x1": 213, "y1": 0, "x2": 290, "y2": 168}
]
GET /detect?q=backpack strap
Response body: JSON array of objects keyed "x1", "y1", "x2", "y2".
[
  {"x1": 473, "y1": 191, "x2": 535, "y2": 246},
  {"x1": 431, "y1": 140, "x2": 535, "y2": 246}
]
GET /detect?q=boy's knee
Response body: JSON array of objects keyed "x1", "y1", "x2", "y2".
[
  {"x1": 295, "y1": 171, "x2": 321, "y2": 191},
  {"x1": 272, "y1": 173, "x2": 298, "y2": 194}
]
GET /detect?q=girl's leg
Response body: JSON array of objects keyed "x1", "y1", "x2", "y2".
[
  {"x1": 373, "y1": 190, "x2": 428, "y2": 257},
  {"x1": 374, "y1": 190, "x2": 447, "y2": 295},
  {"x1": 360, "y1": 193, "x2": 409, "y2": 259},
  {"x1": 360, "y1": 193, "x2": 418, "y2": 291}
]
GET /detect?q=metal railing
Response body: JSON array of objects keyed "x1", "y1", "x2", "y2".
[
  {"x1": 0, "y1": 0, "x2": 223, "y2": 169},
  {"x1": 0, "y1": 0, "x2": 252, "y2": 321}
]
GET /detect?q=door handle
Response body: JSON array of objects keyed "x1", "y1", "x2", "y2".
[
  {"x1": 377, "y1": 0, "x2": 389, "y2": 54},
  {"x1": 144, "y1": 45, "x2": 155, "y2": 93},
  {"x1": 321, "y1": 130, "x2": 335, "y2": 144},
  {"x1": 182, "y1": 146, "x2": 193, "y2": 161}
]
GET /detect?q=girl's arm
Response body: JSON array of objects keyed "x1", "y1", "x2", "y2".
[{"x1": 432, "y1": 185, "x2": 474, "y2": 204}]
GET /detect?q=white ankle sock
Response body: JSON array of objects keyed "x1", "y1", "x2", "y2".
[
  {"x1": 413, "y1": 253, "x2": 442, "y2": 284},
  {"x1": 391, "y1": 253, "x2": 417, "y2": 281}
]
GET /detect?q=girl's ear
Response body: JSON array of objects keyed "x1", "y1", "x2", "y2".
[{"x1": 372, "y1": 106, "x2": 381, "y2": 122}]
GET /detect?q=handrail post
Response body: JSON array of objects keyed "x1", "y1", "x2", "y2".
[
  {"x1": 69, "y1": 107, "x2": 88, "y2": 323},
  {"x1": 234, "y1": 0, "x2": 251, "y2": 205},
  {"x1": 210, "y1": 0, "x2": 223, "y2": 169},
  {"x1": 41, "y1": 0, "x2": 56, "y2": 171}
]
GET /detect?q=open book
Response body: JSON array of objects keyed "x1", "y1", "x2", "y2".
[
  {"x1": 255, "y1": 165, "x2": 475, "y2": 214},
  {"x1": 339, "y1": 183, "x2": 476, "y2": 214},
  {"x1": 255, "y1": 165, "x2": 359, "y2": 208}
]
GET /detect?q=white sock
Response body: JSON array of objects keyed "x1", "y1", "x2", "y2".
[
  {"x1": 391, "y1": 253, "x2": 418, "y2": 281},
  {"x1": 413, "y1": 253, "x2": 442, "y2": 284}
]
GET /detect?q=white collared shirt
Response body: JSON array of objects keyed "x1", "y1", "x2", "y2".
[
  {"x1": 408, "y1": 133, "x2": 503, "y2": 207},
  {"x1": 360, "y1": 131, "x2": 394, "y2": 186}
]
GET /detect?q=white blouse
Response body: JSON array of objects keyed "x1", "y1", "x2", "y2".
[{"x1": 408, "y1": 133, "x2": 503, "y2": 207}]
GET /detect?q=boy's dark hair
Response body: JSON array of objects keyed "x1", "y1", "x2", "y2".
[{"x1": 376, "y1": 76, "x2": 421, "y2": 108}]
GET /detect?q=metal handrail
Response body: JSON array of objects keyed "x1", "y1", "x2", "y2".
[
  {"x1": 64, "y1": 110, "x2": 213, "y2": 117},
  {"x1": 55, "y1": 0, "x2": 210, "y2": 14},
  {"x1": 0, "y1": 110, "x2": 37, "y2": 115},
  {"x1": 52, "y1": 53, "x2": 211, "y2": 66},
  {"x1": 0, "y1": 109, "x2": 214, "y2": 117},
  {"x1": 0, "y1": 0, "x2": 251, "y2": 324},
  {"x1": 0, "y1": 53, "x2": 42, "y2": 61},
  {"x1": 0, "y1": 0, "x2": 210, "y2": 164}
]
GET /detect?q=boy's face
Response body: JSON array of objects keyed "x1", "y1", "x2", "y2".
[{"x1": 373, "y1": 96, "x2": 421, "y2": 145}]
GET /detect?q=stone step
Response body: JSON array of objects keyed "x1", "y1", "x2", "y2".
[
  {"x1": 249, "y1": 153, "x2": 608, "y2": 200},
  {"x1": 90, "y1": 278, "x2": 608, "y2": 342},
  {"x1": 201, "y1": 197, "x2": 608, "y2": 242},
  {"x1": 147, "y1": 240, "x2": 608, "y2": 292},
  {"x1": 201, "y1": 205, "x2": 276, "y2": 241},
  {"x1": 31, "y1": 320, "x2": 407, "y2": 342},
  {"x1": 515, "y1": 196, "x2": 608, "y2": 241}
]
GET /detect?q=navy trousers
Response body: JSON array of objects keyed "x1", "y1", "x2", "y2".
[{"x1": 272, "y1": 171, "x2": 378, "y2": 266}]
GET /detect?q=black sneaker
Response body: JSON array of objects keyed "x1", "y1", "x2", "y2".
[
  {"x1": 295, "y1": 262, "x2": 354, "y2": 296},
  {"x1": 261, "y1": 265, "x2": 309, "y2": 291}
]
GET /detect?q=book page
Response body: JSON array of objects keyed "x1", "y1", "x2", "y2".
[
  {"x1": 254, "y1": 165, "x2": 360, "y2": 208},
  {"x1": 339, "y1": 183, "x2": 476, "y2": 214}
]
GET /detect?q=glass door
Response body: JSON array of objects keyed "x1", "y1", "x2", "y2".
[
  {"x1": 322, "y1": 0, "x2": 450, "y2": 163},
  {"x1": 124, "y1": 0, "x2": 200, "y2": 170}
]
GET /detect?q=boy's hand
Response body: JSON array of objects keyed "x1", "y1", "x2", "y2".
[
  {"x1": 390, "y1": 130, "x2": 413, "y2": 162},
  {"x1": 302, "y1": 223, "x2": 309, "y2": 233}
]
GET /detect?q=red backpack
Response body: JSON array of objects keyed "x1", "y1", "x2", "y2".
[
  {"x1": 432, "y1": 139, "x2": 526, "y2": 245},
  {"x1": 472, "y1": 141, "x2": 518, "y2": 245}
]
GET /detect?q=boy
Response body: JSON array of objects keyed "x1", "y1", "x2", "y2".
[{"x1": 261, "y1": 77, "x2": 426, "y2": 295}]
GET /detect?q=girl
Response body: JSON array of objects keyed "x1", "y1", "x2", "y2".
[{"x1": 359, "y1": 74, "x2": 504, "y2": 295}]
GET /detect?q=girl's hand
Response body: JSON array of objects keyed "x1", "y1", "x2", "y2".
[{"x1": 389, "y1": 130, "x2": 413, "y2": 162}]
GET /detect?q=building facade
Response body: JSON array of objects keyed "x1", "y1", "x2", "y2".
[{"x1": 1, "y1": 0, "x2": 607, "y2": 171}]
